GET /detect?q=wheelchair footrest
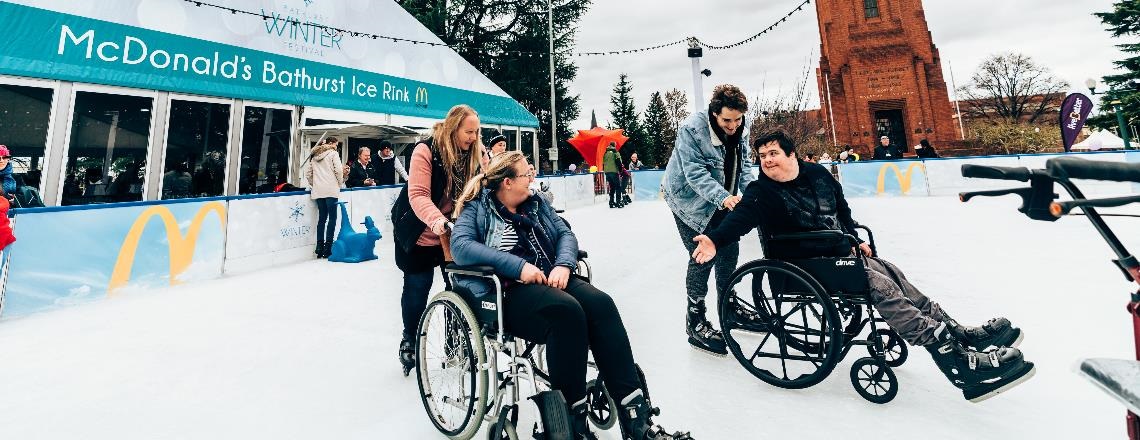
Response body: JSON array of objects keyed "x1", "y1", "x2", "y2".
[{"x1": 529, "y1": 390, "x2": 572, "y2": 440}]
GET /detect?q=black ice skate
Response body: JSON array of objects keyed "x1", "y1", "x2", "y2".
[
  {"x1": 569, "y1": 398, "x2": 599, "y2": 440},
  {"x1": 616, "y1": 391, "x2": 693, "y2": 440},
  {"x1": 926, "y1": 331, "x2": 1035, "y2": 403},
  {"x1": 725, "y1": 294, "x2": 769, "y2": 335},
  {"x1": 687, "y1": 299, "x2": 727, "y2": 356},
  {"x1": 399, "y1": 335, "x2": 415, "y2": 377},
  {"x1": 945, "y1": 315, "x2": 1023, "y2": 351}
]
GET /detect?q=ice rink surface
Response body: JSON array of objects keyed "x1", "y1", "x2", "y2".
[{"x1": 0, "y1": 196, "x2": 1136, "y2": 439}]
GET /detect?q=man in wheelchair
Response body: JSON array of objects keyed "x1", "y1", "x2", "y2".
[
  {"x1": 691, "y1": 131, "x2": 1035, "y2": 402},
  {"x1": 450, "y1": 152, "x2": 692, "y2": 439}
]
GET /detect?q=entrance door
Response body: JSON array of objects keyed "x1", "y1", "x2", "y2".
[{"x1": 874, "y1": 110, "x2": 906, "y2": 154}]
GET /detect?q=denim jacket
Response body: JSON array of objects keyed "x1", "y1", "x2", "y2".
[
  {"x1": 451, "y1": 189, "x2": 579, "y2": 298},
  {"x1": 662, "y1": 111, "x2": 756, "y2": 232}
]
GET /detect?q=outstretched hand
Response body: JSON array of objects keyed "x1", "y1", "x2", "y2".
[{"x1": 692, "y1": 235, "x2": 718, "y2": 264}]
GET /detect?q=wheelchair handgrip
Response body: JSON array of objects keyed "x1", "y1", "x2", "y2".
[
  {"x1": 1050, "y1": 195, "x2": 1140, "y2": 217},
  {"x1": 1047, "y1": 156, "x2": 1140, "y2": 183},
  {"x1": 444, "y1": 264, "x2": 497, "y2": 277},
  {"x1": 961, "y1": 164, "x2": 1031, "y2": 182}
]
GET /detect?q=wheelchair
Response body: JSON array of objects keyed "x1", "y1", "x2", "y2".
[
  {"x1": 717, "y1": 225, "x2": 909, "y2": 404},
  {"x1": 414, "y1": 250, "x2": 637, "y2": 439}
]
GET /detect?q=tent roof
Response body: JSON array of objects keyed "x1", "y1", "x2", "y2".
[{"x1": 1073, "y1": 130, "x2": 1125, "y2": 150}]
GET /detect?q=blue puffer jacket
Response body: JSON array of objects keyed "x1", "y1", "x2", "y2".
[
  {"x1": 451, "y1": 188, "x2": 579, "y2": 298},
  {"x1": 0, "y1": 162, "x2": 15, "y2": 195},
  {"x1": 662, "y1": 111, "x2": 756, "y2": 232}
]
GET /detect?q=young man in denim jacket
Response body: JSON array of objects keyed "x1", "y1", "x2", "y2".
[{"x1": 661, "y1": 84, "x2": 756, "y2": 356}]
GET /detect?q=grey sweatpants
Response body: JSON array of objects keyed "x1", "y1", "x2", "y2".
[
  {"x1": 864, "y1": 257, "x2": 946, "y2": 346},
  {"x1": 673, "y1": 214, "x2": 740, "y2": 304}
]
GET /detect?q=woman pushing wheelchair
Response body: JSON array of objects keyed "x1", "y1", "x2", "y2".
[
  {"x1": 450, "y1": 151, "x2": 692, "y2": 439},
  {"x1": 691, "y1": 131, "x2": 1035, "y2": 403}
]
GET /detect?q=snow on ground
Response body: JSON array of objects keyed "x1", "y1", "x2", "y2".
[{"x1": 0, "y1": 196, "x2": 1136, "y2": 439}]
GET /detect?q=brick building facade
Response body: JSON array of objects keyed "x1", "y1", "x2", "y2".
[{"x1": 815, "y1": 0, "x2": 958, "y2": 156}]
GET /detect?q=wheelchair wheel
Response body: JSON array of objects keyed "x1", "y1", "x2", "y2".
[
  {"x1": 585, "y1": 379, "x2": 617, "y2": 430},
  {"x1": 849, "y1": 357, "x2": 898, "y2": 404},
  {"x1": 416, "y1": 291, "x2": 489, "y2": 440},
  {"x1": 719, "y1": 260, "x2": 843, "y2": 389},
  {"x1": 866, "y1": 328, "x2": 908, "y2": 368}
]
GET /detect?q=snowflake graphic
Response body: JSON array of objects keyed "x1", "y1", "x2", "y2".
[{"x1": 289, "y1": 202, "x2": 305, "y2": 222}]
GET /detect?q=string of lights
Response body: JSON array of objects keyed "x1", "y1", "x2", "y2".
[
  {"x1": 693, "y1": 0, "x2": 811, "y2": 50},
  {"x1": 181, "y1": 0, "x2": 810, "y2": 57}
]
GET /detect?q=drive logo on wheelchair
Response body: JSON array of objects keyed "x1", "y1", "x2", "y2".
[
  {"x1": 835, "y1": 258, "x2": 857, "y2": 267},
  {"x1": 481, "y1": 300, "x2": 497, "y2": 311}
]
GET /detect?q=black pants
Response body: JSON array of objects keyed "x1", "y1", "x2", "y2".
[
  {"x1": 504, "y1": 276, "x2": 640, "y2": 405},
  {"x1": 673, "y1": 213, "x2": 740, "y2": 304},
  {"x1": 398, "y1": 245, "x2": 452, "y2": 338},
  {"x1": 315, "y1": 197, "x2": 338, "y2": 243},
  {"x1": 605, "y1": 172, "x2": 621, "y2": 205}
]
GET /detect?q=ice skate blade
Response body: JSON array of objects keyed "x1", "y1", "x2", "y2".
[
  {"x1": 966, "y1": 363, "x2": 1036, "y2": 403},
  {"x1": 687, "y1": 343, "x2": 728, "y2": 358}
]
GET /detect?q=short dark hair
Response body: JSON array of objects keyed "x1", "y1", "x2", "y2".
[
  {"x1": 753, "y1": 131, "x2": 795, "y2": 156},
  {"x1": 325, "y1": 136, "x2": 339, "y2": 145},
  {"x1": 379, "y1": 140, "x2": 393, "y2": 151},
  {"x1": 920, "y1": 139, "x2": 931, "y2": 148},
  {"x1": 710, "y1": 84, "x2": 748, "y2": 114}
]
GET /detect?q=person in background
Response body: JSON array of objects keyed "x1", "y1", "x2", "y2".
[
  {"x1": 628, "y1": 153, "x2": 644, "y2": 170},
  {"x1": 602, "y1": 142, "x2": 625, "y2": 208},
  {"x1": 486, "y1": 132, "x2": 508, "y2": 160},
  {"x1": 375, "y1": 140, "x2": 410, "y2": 185},
  {"x1": 873, "y1": 135, "x2": 902, "y2": 160},
  {"x1": 347, "y1": 146, "x2": 378, "y2": 187},
  {"x1": 0, "y1": 146, "x2": 16, "y2": 196},
  {"x1": 306, "y1": 136, "x2": 345, "y2": 259},
  {"x1": 0, "y1": 186, "x2": 15, "y2": 249},
  {"x1": 162, "y1": 160, "x2": 193, "y2": 199},
  {"x1": 819, "y1": 152, "x2": 833, "y2": 164},
  {"x1": 804, "y1": 153, "x2": 816, "y2": 163},
  {"x1": 915, "y1": 139, "x2": 940, "y2": 158}
]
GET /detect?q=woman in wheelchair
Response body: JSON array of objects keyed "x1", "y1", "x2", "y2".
[
  {"x1": 691, "y1": 131, "x2": 1035, "y2": 403},
  {"x1": 451, "y1": 152, "x2": 691, "y2": 440}
]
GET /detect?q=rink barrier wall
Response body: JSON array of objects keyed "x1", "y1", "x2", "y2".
[
  {"x1": 0, "y1": 173, "x2": 613, "y2": 319},
  {"x1": 3, "y1": 152, "x2": 1134, "y2": 319}
]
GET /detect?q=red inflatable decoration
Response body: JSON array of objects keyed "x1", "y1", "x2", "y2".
[{"x1": 567, "y1": 127, "x2": 629, "y2": 168}]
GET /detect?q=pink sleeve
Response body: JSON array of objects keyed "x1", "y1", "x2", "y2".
[{"x1": 408, "y1": 144, "x2": 446, "y2": 227}]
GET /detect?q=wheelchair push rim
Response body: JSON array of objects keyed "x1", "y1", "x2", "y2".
[
  {"x1": 416, "y1": 291, "x2": 490, "y2": 439},
  {"x1": 718, "y1": 260, "x2": 844, "y2": 390}
]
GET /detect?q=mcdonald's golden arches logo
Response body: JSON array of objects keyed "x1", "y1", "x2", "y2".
[
  {"x1": 415, "y1": 86, "x2": 429, "y2": 108},
  {"x1": 108, "y1": 202, "x2": 226, "y2": 295},
  {"x1": 876, "y1": 162, "x2": 927, "y2": 195}
]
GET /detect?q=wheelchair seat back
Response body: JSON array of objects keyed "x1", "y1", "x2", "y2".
[{"x1": 786, "y1": 257, "x2": 870, "y2": 296}]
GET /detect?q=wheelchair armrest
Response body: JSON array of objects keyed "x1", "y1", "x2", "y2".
[
  {"x1": 578, "y1": 250, "x2": 588, "y2": 260},
  {"x1": 768, "y1": 230, "x2": 857, "y2": 245},
  {"x1": 444, "y1": 264, "x2": 497, "y2": 277}
]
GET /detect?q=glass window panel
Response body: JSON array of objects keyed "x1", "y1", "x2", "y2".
[
  {"x1": 61, "y1": 92, "x2": 153, "y2": 206},
  {"x1": 162, "y1": 100, "x2": 230, "y2": 199},
  {"x1": 521, "y1": 131, "x2": 535, "y2": 166},
  {"x1": 238, "y1": 106, "x2": 293, "y2": 194},
  {"x1": 864, "y1": 0, "x2": 879, "y2": 18},
  {"x1": 503, "y1": 129, "x2": 518, "y2": 151},
  {"x1": 0, "y1": 83, "x2": 53, "y2": 204}
]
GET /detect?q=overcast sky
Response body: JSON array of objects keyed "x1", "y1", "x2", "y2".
[{"x1": 564, "y1": 0, "x2": 1127, "y2": 130}]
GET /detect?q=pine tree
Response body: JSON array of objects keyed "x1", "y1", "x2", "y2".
[
  {"x1": 642, "y1": 92, "x2": 670, "y2": 167},
  {"x1": 609, "y1": 74, "x2": 648, "y2": 164},
  {"x1": 1090, "y1": 1, "x2": 1140, "y2": 134}
]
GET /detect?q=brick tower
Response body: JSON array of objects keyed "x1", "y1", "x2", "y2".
[{"x1": 815, "y1": 0, "x2": 958, "y2": 156}]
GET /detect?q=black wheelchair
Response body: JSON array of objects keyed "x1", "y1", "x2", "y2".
[
  {"x1": 717, "y1": 225, "x2": 909, "y2": 404},
  {"x1": 415, "y1": 249, "x2": 649, "y2": 439}
]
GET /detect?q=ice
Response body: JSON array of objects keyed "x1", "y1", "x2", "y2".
[{"x1": 0, "y1": 196, "x2": 1135, "y2": 439}]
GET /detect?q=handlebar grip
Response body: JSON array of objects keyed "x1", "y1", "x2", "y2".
[
  {"x1": 961, "y1": 164, "x2": 1031, "y2": 182},
  {"x1": 1049, "y1": 194, "x2": 1140, "y2": 217}
]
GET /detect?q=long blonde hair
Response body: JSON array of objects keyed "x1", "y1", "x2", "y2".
[
  {"x1": 453, "y1": 151, "x2": 526, "y2": 219},
  {"x1": 432, "y1": 105, "x2": 484, "y2": 196}
]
